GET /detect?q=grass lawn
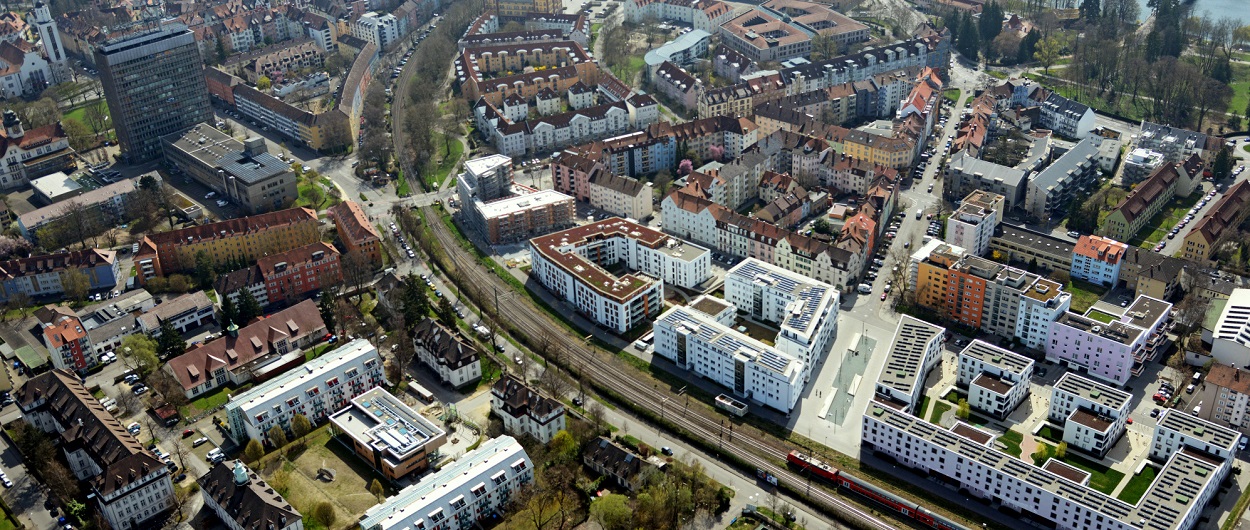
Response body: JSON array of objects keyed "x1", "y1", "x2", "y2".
[
  {"x1": 997, "y1": 429, "x2": 1024, "y2": 457},
  {"x1": 945, "y1": 390, "x2": 960, "y2": 402},
  {"x1": 1116, "y1": 466, "x2": 1158, "y2": 504},
  {"x1": 943, "y1": 88, "x2": 961, "y2": 103},
  {"x1": 263, "y1": 427, "x2": 391, "y2": 530},
  {"x1": 1223, "y1": 483, "x2": 1250, "y2": 530},
  {"x1": 182, "y1": 383, "x2": 249, "y2": 417},
  {"x1": 1126, "y1": 191, "x2": 1203, "y2": 248},
  {"x1": 1062, "y1": 454, "x2": 1126, "y2": 495},
  {"x1": 1086, "y1": 309, "x2": 1118, "y2": 323},
  {"x1": 1037, "y1": 425, "x2": 1063, "y2": 443},
  {"x1": 295, "y1": 179, "x2": 340, "y2": 210},
  {"x1": 611, "y1": 56, "x2": 646, "y2": 83},
  {"x1": 64, "y1": 99, "x2": 111, "y2": 134},
  {"x1": 756, "y1": 507, "x2": 807, "y2": 530},
  {"x1": 395, "y1": 172, "x2": 412, "y2": 197},
  {"x1": 929, "y1": 401, "x2": 951, "y2": 424},
  {"x1": 1066, "y1": 279, "x2": 1108, "y2": 313},
  {"x1": 919, "y1": 395, "x2": 931, "y2": 419},
  {"x1": 428, "y1": 132, "x2": 464, "y2": 189},
  {"x1": 305, "y1": 342, "x2": 335, "y2": 360},
  {"x1": 1227, "y1": 62, "x2": 1250, "y2": 116},
  {"x1": 986, "y1": 70, "x2": 1007, "y2": 79}
]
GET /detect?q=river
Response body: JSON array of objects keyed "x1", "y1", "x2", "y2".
[{"x1": 1134, "y1": 0, "x2": 1250, "y2": 26}]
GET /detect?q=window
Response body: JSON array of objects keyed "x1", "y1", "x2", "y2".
[{"x1": 428, "y1": 509, "x2": 445, "y2": 523}]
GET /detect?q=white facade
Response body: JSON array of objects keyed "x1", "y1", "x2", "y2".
[
  {"x1": 956, "y1": 340, "x2": 1033, "y2": 419},
  {"x1": 1150, "y1": 409, "x2": 1238, "y2": 464},
  {"x1": 224, "y1": 339, "x2": 386, "y2": 445},
  {"x1": 874, "y1": 315, "x2": 944, "y2": 413},
  {"x1": 30, "y1": 3, "x2": 68, "y2": 82},
  {"x1": 491, "y1": 374, "x2": 567, "y2": 444},
  {"x1": 359, "y1": 436, "x2": 533, "y2": 530},
  {"x1": 654, "y1": 304, "x2": 804, "y2": 411},
  {"x1": 724, "y1": 258, "x2": 838, "y2": 382},
  {"x1": 1048, "y1": 373, "x2": 1131, "y2": 457},
  {"x1": 529, "y1": 218, "x2": 710, "y2": 333},
  {"x1": 1211, "y1": 289, "x2": 1250, "y2": 367},
  {"x1": 1014, "y1": 280, "x2": 1070, "y2": 351},
  {"x1": 623, "y1": 0, "x2": 737, "y2": 34},
  {"x1": 353, "y1": 12, "x2": 400, "y2": 50},
  {"x1": 199, "y1": 461, "x2": 303, "y2": 530},
  {"x1": 945, "y1": 191, "x2": 1003, "y2": 257},
  {"x1": 588, "y1": 174, "x2": 653, "y2": 221}
]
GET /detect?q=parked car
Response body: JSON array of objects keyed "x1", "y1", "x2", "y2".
[{"x1": 192, "y1": 437, "x2": 209, "y2": 447}]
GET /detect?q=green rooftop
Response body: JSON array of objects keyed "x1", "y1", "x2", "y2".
[{"x1": 14, "y1": 345, "x2": 47, "y2": 369}]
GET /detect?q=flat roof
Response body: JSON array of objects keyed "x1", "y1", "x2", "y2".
[
  {"x1": 950, "y1": 422, "x2": 993, "y2": 445},
  {"x1": 464, "y1": 154, "x2": 512, "y2": 178},
  {"x1": 1124, "y1": 295, "x2": 1171, "y2": 331},
  {"x1": 30, "y1": 172, "x2": 82, "y2": 199},
  {"x1": 163, "y1": 123, "x2": 289, "y2": 185},
  {"x1": 690, "y1": 295, "x2": 731, "y2": 316},
  {"x1": 328, "y1": 387, "x2": 445, "y2": 461},
  {"x1": 1053, "y1": 373, "x2": 1131, "y2": 411},
  {"x1": 1157, "y1": 409, "x2": 1239, "y2": 451},
  {"x1": 958, "y1": 339, "x2": 1033, "y2": 377},
  {"x1": 658, "y1": 306, "x2": 802, "y2": 379},
  {"x1": 225, "y1": 339, "x2": 378, "y2": 415},
  {"x1": 727, "y1": 258, "x2": 837, "y2": 339},
  {"x1": 971, "y1": 372, "x2": 1015, "y2": 396},
  {"x1": 1056, "y1": 312, "x2": 1145, "y2": 345},
  {"x1": 1043, "y1": 459, "x2": 1090, "y2": 486},
  {"x1": 868, "y1": 401, "x2": 1222, "y2": 530},
  {"x1": 644, "y1": 29, "x2": 711, "y2": 67},
  {"x1": 877, "y1": 315, "x2": 944, "y2": 398},
  {"x1": 472, "y1": 185, "x2": 574, "y2": 219},
  {"x1": 1069, "y1": 408, "x2": 1114, "y2": 432}
]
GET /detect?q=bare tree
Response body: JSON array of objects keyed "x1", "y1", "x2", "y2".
[
  {"x1": 537, "y1": 367, "x2": 572, "y2": 401},
  {"x1": 340, "y1": 250, "x2": 373, "y2": 302}
]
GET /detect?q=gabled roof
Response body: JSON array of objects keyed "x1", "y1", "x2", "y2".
[
  {"x1": 492, "y1": 373, "x2": 563, "y2": 421},
  {"x1": 198, "y1": 461, "x2": 300, "y2": 530},
  {"x1": 327, "y1": 201, "x2": 381, "y2": 247},
  {"x1": 412, "y1": 318, "x2": 480, "y2": 371}
]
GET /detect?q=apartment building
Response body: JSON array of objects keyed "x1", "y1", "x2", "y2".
[
  {"x1": 1191, "y1": 364, "x2": 1250, "y2": 436},
  {"x1": 328, "y1": 201, "x2": 382, "y2": 266},
  {"x1": 225, "y1": 338, "x2": 386, "y2": 445},
  {"x1": 17, "y1": 371, "x2": 174, "y2": 530},
  {"x1": 165, "y1": 300, "x2": 327, "y2": 398},
  {"x1": 1183, "y1": 180, "x2": 1250, "y2": 263},
  {"x1": 1209, "y1": 289, "x2": 1250, "y2": 366},
  {"x1": 1035, "y1": 92, "x2": 1095, "y2": 139},
  {"x1": 718, "y1": 8, "x2": 812, "y2": 63},
  {"x1": 1016, "y1": 277, "x2": 1070, "y2": 350},
  {"x1": 491, "y1": 374, "x2": 566, "y2": 443},
  {"x1": 412, "y1": 318, "x2": 482, "y2": 390},
  {"x1": 588, "y1": 171, "x2": 653, "y2": 221},
  {"x1": 38, "y1": 306, "x2": 88, "y2": 372},
  {"x1": 75, "y1": 291, "x2": 156, "y2": 359},
  {"x1": 623, "y1": 0, "x2": 737, "y2": 33},
  {"x1": 1026, "y1": 137, "x2": 1102, "y2": 221},
  {"x1": 644, "y1": 30, "x2": 710, "y2": 77},
  {"x1": 651, "y1": 61, "x2": 701, "y2": 111},
  {"x1": 19, "y1": 175, "x2": 149, "y2": 241},
  {"x1": 865, "y1": 396, "x2": 1232, "y2": 530},
  {"x1": 909, "y1": 240, "x2": 965, "y2": 310},
  {"x1": 945, "y1": 190, "x2": 1003, "y2": 257},
  {"x1": 329, "y1": 386, "x2": 447, "y2": 479},
  {"x1": 654, "y1": 300, "x2": 805, "y2": 411},
  {"x1": 1122, "y1": 148, "x2": 1165, "y2": 184},
  {"x1": 550, "y1": 150, "x2": 604, "y2": 201},
  {"x1": 199, "y1": 461, "x2": 302, "y2": 530},
  {"x1": 1101, "y1": 162, "x2": 1196, "y2": 243},
  {"x1": 724, "y1": 259, "x2": 838, "y2": 382},
  {"x1": 761, "y1": 0, "x2": 868, "y2": 45},
  {"x1": 1046, "y1": 296, "x2": 1171, "y2": 386},
  {"x1": 1071, "y1": 235, "x2": 1128, "y2": 288},
  {"x1": 529, "y1": 218, "x2": 710, "y2": 333},
  {"x1": 0, "y1": 249, "x2": 120, "y2": 303},
  {"x1": 1150, "y1": 408, "x2": 1239, "y2": 464},
  {"x1": 135, "y1": 208, "x2": 319, "y2": 284},
  {"x1": 1047, "y1": 373, "x2": 1131, "y2": 457},
  {"x1": 956, "y1": 340, "x2": 1033, "y2": 419},
  {"x1": 1137, "y1": 121, "x2": 1212, "y2": 162},
  {"x1": 874, "y1": 315, "x2": 945, "y2": 413},
  {"x1": 359, "y1": 436, "x2": 532, "y2": 530},
  {"x1": 989, "y1": 224, "x2": 1076, "y2": 275},
  {"x1": 213, "y1": 243, "x2": 340, "y2": 309},
  {"x1": 135, "y1": 291, "x2": 216, "y2": 335},
  {"x1": 0, "y1": 110, "x2": 74, "y2": 191},
  {"x1": 162, "y1": 124, "x2": 297, "y2": 214},
  {"x1": 943, "y1": 150, "x2": 1027, "y2": 210},
  {"x1": 353, "y1": 12, "x2": 399, "y2": 49}
]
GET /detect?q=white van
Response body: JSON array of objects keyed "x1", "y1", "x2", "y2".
[{"x1": 915, "y1": 209, "x2": 923, "y2": 219}]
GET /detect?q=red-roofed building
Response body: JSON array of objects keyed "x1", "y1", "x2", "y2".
[
  {"x1": 1071, "y1": 235, "x2": 1127, "y2": 287},
  {"x1": 258, "y1": 242, "x2": 342, "y2": 306},
  {"x1": 0, "y1": 110, "x2": 74, "y2": 190},
  {"x1": 327, "y1": 201, "x2": 382, "y2": 268},
  {"x1": 37, "y1": 305, "x2": 89, "y2": 372}
]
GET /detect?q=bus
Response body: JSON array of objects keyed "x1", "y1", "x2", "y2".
[{"x1": 406, "y1": 382, "x2": 437, "y2": 404}]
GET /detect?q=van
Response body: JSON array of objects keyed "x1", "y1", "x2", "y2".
[
  {"x1": 1193, "y1": 371, "x2": 1202, "y2": 383},
  {"x1": 633, "y1": 340, "x2": 649, "y2": 351},
  {"x1": 915, "y1": 209, "x2": 923, "y2": 219},
  {"x1": 1192, "y1": 405, "x2": 1201, "y2": 415},
  {"x1": 857, "y1": 284, "x2": 872, "y2": 294}
]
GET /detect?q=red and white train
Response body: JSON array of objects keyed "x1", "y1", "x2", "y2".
[{"x1": 786, "y1": 451, "x2": 966, "y2": 530}]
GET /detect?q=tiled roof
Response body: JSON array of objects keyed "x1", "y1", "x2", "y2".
[
  {"x1": 142, "y1": 208, "x2": 316, "y2": 249},
  {"x1": 1189, "y1": 179, "x2": 1250, "y2": 246},
  {"x1": 492, "y1": 373, "x2": 563, "y2": 420},
  {"x1": 1110, "y1": 163, "x2": 1180, "y2": 225},
  {"x1": 412, "y1": 318, "x2": 480, "y2": 371},
  {"x1": 0, "y1": 249, "x2": 115, "y2": 281},
  {"x1": 199, "y1": 461, "x2": 300, "y2": 530}
]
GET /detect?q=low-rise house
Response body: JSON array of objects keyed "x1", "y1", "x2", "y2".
[
  {"x1": 411, "y1": 318, "x2": 482, "y2": 390},
  {"x1": 582, "y1": 436, "x2": 661, "y2": 492},
  {"x1": 136, "y1": 291, "x2": 216, "y2": 335},
  {"x1": 491, "y1": 374, "x2": 566, "y2": 444},
  {"x1": 328, "y1": 386, "x2": 446, "y2": 480}
]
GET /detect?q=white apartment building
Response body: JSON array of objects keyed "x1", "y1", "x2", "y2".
[
  {"x1": 863, "y1": 398, "x2": 1230, "y2": 530},
  {"x1": 1015, "y1": 277, "x2": 1071, "y2": 351},
  {"x1": 874, "y1": 315, "x2": 945, "y2": 414},
  {"x1": 956, "y1": 340, "x2": 1033, "y2": 420},
  {"x1": 588, "y1": 171, "x2": 653, "y2": 221},
  {"x1": 359, "y1": 436, "x2": 532, "y2": 530},
  {"x1": 224, "y1": 339, "x2": 386, "y2": 445},
  {"x1": 724, "y1": 258, "x2": 838, "y2": 382},
  {"x1": 529, "y1": 218, "x2": 710, "y2": 333},
  {"x1": 491, "y1": 374, "x2": 566, "y2": 443},
  {"x1": 1210, "y1": 289, "x2": 1250, "y2": 367},
  {"x1": 412, "y1": 318, "x2": 482, "y2": 390},
  {"x1": 353, "y1": 12, "x2": 400, "y2": 50},
  {"x1": 623, "y1": 0, "x2": 737, "y2": 34},
  {"x1": 1193, "y1": 363, "x2": 1250, "y2": 435},
  {"x1": 654, "y1": 301, "x2": 805, "y2": 411},
  {"x1": 330, "y1": 387, "x2": 447, "y2": 480},
  {"x1": 136, "y1": 291, "x2": 215, "y2": 335},
  {"x1": 1047, "y1": 295, "x2": 1171, "y2": 386},
  {"x1": 1151, "y1": 408, "x2": 1239, "y2": 463},
  {"x1": 945, "y1": 190, "x2": 1003, "y2": 257},
  {"x1": 1048, "y1": 373, "x2": 1131, "y2": 458},
  {"x1": 17, "y1": 371, "x2": 174, "y2": 530}
]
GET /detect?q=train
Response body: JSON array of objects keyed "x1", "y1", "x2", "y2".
[{"x1": 786, "y1": 451, "x2": 965, "y2": 530}]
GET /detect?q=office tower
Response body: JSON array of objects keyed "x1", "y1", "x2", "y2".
[{"x1": 94, "y1": 20, "x2": 212, "y2": 163}]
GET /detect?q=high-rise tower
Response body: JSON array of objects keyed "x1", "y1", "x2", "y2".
[
  {"x1": 29, "y1": 1, "x2": 68, "y2": 82},
  {"x1": 94, "y1": 20, "x2": 212, "y2": 163}
]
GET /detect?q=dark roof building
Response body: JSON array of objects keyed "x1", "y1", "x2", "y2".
[
  {"x1": 199, "y1": 460, "x2": 301, "y2": 530},
  {"x1": 412, "y1": 318, "x2": 482, "y2": 390}
]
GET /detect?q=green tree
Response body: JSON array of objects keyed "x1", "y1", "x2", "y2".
[
  {"x1": 318, "y1": 290, "x2": 337, "y2": 334},
  {"x1": 244, "y1": 439, "x2": 265, "y2": 463},
  {"x1": 1018, "y1": 29, "x2": 1042, "y2": 63},
  {"x1": 958, "y1": 14, "x2": 981, "y2": 60},
  {"x1": 238, "y1": 289, "x2": 263, "y2": 323},
  {"x1": 1034, "y1": 35, "x2": 1063, "y2": 73},
  {"x1": 978, "y1": 1, "x2": 1004, "y2": 44},
  {"x1": 548, "y1": 430, "x2": 578, "y2": 464},
  {"x1": 401, "y1": 273, "x2": 430, "y2": 325},
  {"x1": 311, "y1": 502, "x2": 336, "y2": 527},
  {"x1": 62, "y1": 118, "x2": 93, "y2": 152},
  {"x1": 266, "y1": 425, "x2": 288, "y2": 449},
  {"x1": 257, "y1": 75, "x2": 271, "y2": 91},
  {"x1": 194, "y1": 251, "x2": 216, "y2": 291},
  {"x1": 1055, "y1": 441, "x2": 1068, "y2": 459},
  {"x1": 221, "y1": 294, "x2": 238, "y2": 327},
  {"x1": 157, "y1": 319, "x2": 187, "y2": 359},
  {"x1": 60, "y1": 268, "x2": 90, "y2": 302},
  {"x1": 956, "y1": 398, "x2": 971, "y2": 419},
  {"x1": 590, "y1": 493, "x2": 632, "y2": 530},
  {"x1": 436, "y1": 297, "x2": 455, "y2": 327},
  {"x1": 215, "y1": 37, "x2": 227, "y2": 64},
  {"x1": 369, "y1": 478, "x2": 385, "y2": 501},
  {"x1": 812, "y1": 218, "x2": 832, "y2": 235},
  {"x1": 1080, "y1": 0, "x2": 1100, "y2": 20},
  {"x1": 1212, "y1": 146, "x2": 1235, "y2": 180},
  {"x1": 121, "y1": 334, "x2": 160, "y2": 377},
  {"x1": 290, "y1": 414, "x2": 312, "y2": 443}
]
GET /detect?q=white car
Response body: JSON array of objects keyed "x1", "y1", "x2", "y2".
[
  {"x1": 192, "y1": 437, "x2": 209, "y2": 447},
  {"x1": 204, "y1": 192, "x2": 216, "y2": 199}
]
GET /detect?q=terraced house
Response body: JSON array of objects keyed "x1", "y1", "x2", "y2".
[
  {"x1": 1183, "y1": 180, "x2": 1250, "y2": 263},
  {"x1": 135, "y1": 208, "x2": 319, "y2": 284}
]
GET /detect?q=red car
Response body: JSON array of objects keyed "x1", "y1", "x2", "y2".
[
  {"x1": 182, "y1": 429, "x2": 195, "y2": 438},
  {"x1": 880, "y1": 292, "x2": 888, "y2": 301}
]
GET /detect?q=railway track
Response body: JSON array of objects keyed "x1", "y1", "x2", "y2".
[{"x1": 419, "y1": 206, "x2": 905, "y2": 530}]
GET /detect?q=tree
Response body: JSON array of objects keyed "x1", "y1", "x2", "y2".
[
  {"x1": 1213, "y1": 146, "x2": 1235, "y2": 180},
  {"x1": 238, "y1": 289, "x2": 263, "y2": 323},
  {"x1": 1034, "y1": 35, "x2": 1063, "y2": 73},
  {"x1": 401, "y1": 273, "x2": 430, "y2": 325},
  {"x1": 311, "y1": 502, "x2": 336, "y2": 528},
  {"x1": 120, "y1": 334, "x2": 160, "y2": 377},
  {"x1": 956, "y1": 398, "x2": 971, "y2": 419},
  {"x1": 215, "y1": 37, "x2": 227, "y2": 64},
  {"x1": 978, "y1": 1, "x2": 1004, "y2": 44},
  {"x1": 157, "y1": 319, "x2": 187, "y2": 360},
  {"x1": 318, "y1": 290, "x2": 337, "y2": 334},
  {"x1": 61, "y1": 268, "x2": 90, "y2": 302},
  {"x1": 590, "y1": 493, "x2": 632, "y2": 530},
  {"x1": 62, "y1": 118, "x2": 93, "y2": 152},
  {"x1": 266, "y1": 425, "x2": 288, "y2": 449},
  {"x1": 653, "y1": 169, "x2": 673, "y2": 197},
  {"x1": 194, "y1": 251, "x2": 216, "y2": 291},
  {"x1": 812, "y1": 218, "x2": 832, "y2": 235},
  {"x1": 244, "y1": 439, "x2": 265, "y2": 463},
  {"x1": 341, "y1": 250, "x2": 373, "y2": 302},
  {"x1": 291, "y1": 414, "x2": 312, "y2": 443},
  {"x1": 1080, "y1": 0, "x2": 1100, "y2": 20},
  {"x1": 369, "y1": 478, "x2": 385, "y2": 501},
  {"x1": 809, "y1": 34, "x2": 839, "y2": 61},
  {"x1": 957, "y1": 14, "x2": 981, "y2": 60},
  {"x1": 436, "y1": 296, "x2": 455, "y2": 327},
  {"x1": 83, "y1": 100, "x2": 108, "y2": 136},
  {"x1": 1018, "y1": 29, "x2": 1042, "y2": 63},
  {"x1": 1055, "y1": 441, "x2": 1068, "y2": 459},
  {"x1": 324, "y1": 50, "x2": 350, "y2": 77},
  {"x1": 148, "y1": 370, "x2": 188, "y2": 408},
  {"x1": 44, "y1": 460, "x2": 80, "y2": 500},
  {"x1": 222, "y1": 294, "x2": 239, "y2": 327}
]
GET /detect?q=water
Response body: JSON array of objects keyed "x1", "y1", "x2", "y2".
[{"x1": 1134, "y1": 0, "x2": 1250, "y2": 26}]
